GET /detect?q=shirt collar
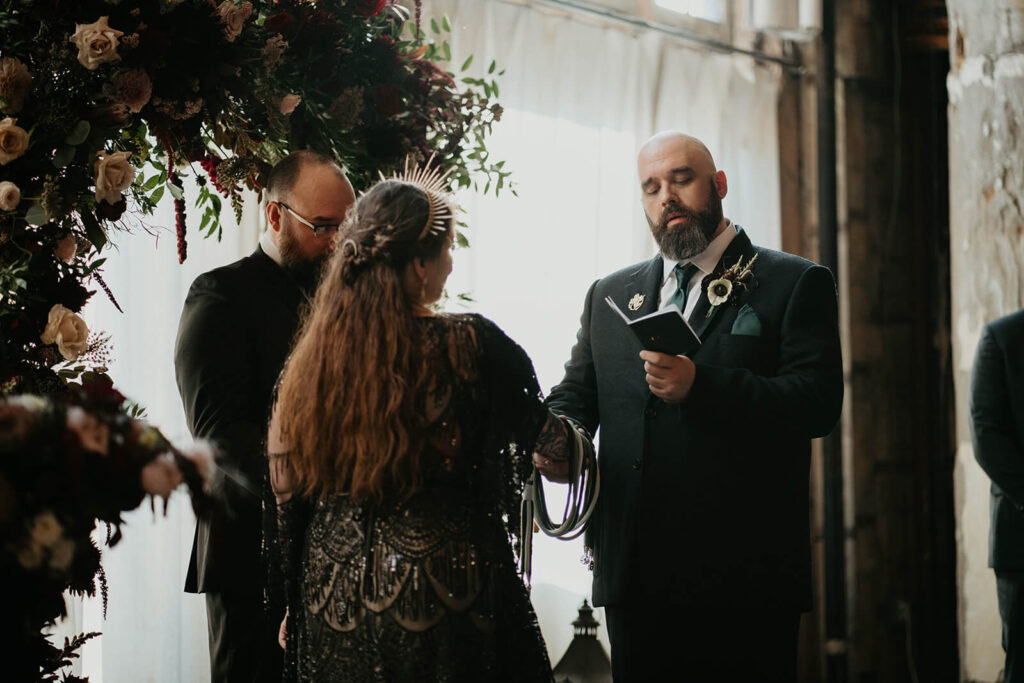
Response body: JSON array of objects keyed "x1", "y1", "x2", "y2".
[
  {"x1": 661, "y1": 220, "x2": 737, "y2": 285},
  {"x1": 260, "y1": 229, "x2": 284, "y2": 267}
]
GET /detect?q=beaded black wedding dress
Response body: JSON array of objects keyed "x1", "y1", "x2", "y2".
[{"x1": 271, "y1": 314, "x2": 568, "y2": 682}]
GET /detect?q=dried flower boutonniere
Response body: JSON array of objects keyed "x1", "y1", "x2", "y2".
[{"x1": 705, "y1": 253, "x2": 758, "y2": 318}]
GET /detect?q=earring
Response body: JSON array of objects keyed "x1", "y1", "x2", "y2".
[{"x1": 419, "y1": 276, "x2": 428, "y2": 302}]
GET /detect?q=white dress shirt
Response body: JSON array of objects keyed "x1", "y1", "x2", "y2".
[
  {"x1": 658, "y1": 221, "x2": 737, "y2": 321},
  {"x1": 259, "y1": 229, "x2": 284, "y2": 267}
]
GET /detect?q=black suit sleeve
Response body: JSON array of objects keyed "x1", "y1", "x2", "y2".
[
  {"x1": 546, "y1": 280, "x2": 601, "y2": 434},
  {"x1": 174, "y1": 275, "x2": 264, "y2": 510},
  {"x1": 688, "y1": 264, "x2": 843, "y2": 438},
  {"x1": 970, "y1": 323, "x2": 1024, "y2": 512}
]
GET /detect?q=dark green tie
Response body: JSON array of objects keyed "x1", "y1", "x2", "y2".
[{"x1": 668, "y1": 262, "x2": 700, "y2": 311}]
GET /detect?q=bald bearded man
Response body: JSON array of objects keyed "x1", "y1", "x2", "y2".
[
  {"x1": 547, "y1": 132, "x2": 843, "y2": 681},
  {"x1": 175, "y1": 151, "x2": 355, "y2": 683}
]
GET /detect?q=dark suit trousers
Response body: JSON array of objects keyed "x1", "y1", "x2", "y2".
[
  {"x1": 604, "y1": 604, "x2": 799, "y2": 682},
  {"x1": 998, "y1": 572, "x2": 1024, "y2": 683},
  {"x1": 206, "y1": 588, "x2": 282, "y2": 683}
]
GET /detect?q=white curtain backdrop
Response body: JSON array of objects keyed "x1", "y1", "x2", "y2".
[{"x1": 59, "y1": 1, "x2": 781, "y2": 678}]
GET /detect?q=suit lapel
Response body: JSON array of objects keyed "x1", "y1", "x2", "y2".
[
  {"x1": 689, "y1": 228, "x2": 757, "y2": 341},
  {"x1": 622, "y1": 254, "x2": 664, "y2": 320}
]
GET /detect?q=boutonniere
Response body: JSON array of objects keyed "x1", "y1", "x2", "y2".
[{"x1": 704, "y1": 254, "x2": 758, "y2": 318}]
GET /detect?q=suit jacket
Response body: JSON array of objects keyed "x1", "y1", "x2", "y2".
[
  {"x1": 547, "y1": 228, "x2": 843, "y2": 611},
  {"x1": 175, "y1": 246, "x2": 307, "y2": 594},
  {"x1": 970, "y1": 309, "x2": 1024, "y2": 572}
]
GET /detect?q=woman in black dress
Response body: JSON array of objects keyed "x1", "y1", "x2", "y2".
[{"x1": 268, "y1": 174, "x2": 581, "y2": 682}]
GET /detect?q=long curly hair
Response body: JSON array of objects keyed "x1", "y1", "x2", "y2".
[{"x1": 275, "y1": 179, "x2": 453, "y2": 503}]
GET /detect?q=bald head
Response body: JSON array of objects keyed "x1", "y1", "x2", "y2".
[
  {"x1": 638, "y1": 132, "x2": 718, "y2": 181},
  {"x1": 637, "y1": 131, "x2": 727, "y2": 260}
]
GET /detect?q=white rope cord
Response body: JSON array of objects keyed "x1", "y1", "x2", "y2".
[{"x1": 519, "y1": 419, "x2": 599, "y2": 587}]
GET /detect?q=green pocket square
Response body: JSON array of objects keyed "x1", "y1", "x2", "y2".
[{"x1": 730, "y1": 304, "x2": 762, "y2": 336}]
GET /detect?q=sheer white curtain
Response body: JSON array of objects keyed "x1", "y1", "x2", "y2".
[
  {"x1": 64, "y1": 1, "x2": 781, "y2": 678},
  {"x1": 53, "y1": 189, "x2": 262, "y2": 682}
]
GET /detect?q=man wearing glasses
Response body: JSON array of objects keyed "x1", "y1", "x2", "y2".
[{"x1": 174, "y1": 150, "x2": 355, "y2": 683}]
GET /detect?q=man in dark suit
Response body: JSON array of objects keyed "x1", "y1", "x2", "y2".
[
  {"x1": 970, "y1": 309, "x2": 1024, "y2": 683},
  {"x1": 174, "y1": 150, "x2": 355, "y2": 682},
  {"x1": 544, "y1": 132, "x2": 843, "y2": 681}
]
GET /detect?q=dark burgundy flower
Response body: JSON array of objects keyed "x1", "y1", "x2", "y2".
[
  {"x1": 370, "y1": 83, "x2": 401, "y2": 118},
  {"x1": 264, "y1": 11, "x2": 291, "y2": 33},
  {"x1": 366, "y1": 35, "x2": 400, "y2": 76},
  {"x1": 412, "y1": 59, "x2": 455, "y2": 86},
  {"x1": 352, "y1": 0, "x2": 387, "y2": 18},
  {"x1": 95, "y1": 198, "x2": 127, "y2": 222},
  {"x1": 77, "y1": 373, "x2": 126, "y2": 409}
]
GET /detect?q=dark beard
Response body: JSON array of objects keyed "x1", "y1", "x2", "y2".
[
  {"x1": 284, "y1": 259, "x2": 324, "y2": 294},
  {"x1": 648, "y1": 177, "x2": 723, "y2": 262},
  {"x1": 279, "y1": 225, "x2": 326, "y2": 293}
]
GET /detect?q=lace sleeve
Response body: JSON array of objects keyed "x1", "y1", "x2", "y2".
[
  {"x1": 262, "y1": 451, "x2": 310, "y2": 683},
  {"x1": 533, "y1": 411, "x2": 577, "y2": 462}
]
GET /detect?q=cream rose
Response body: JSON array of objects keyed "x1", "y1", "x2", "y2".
[
  {"x1": 93, "y1": 150, "x2": 136, "y2": 204},
  {"x1": 0, "y1": 117, "x2": 29, "y2": 165},
  {"x1": 0, "y1": 57, "x2": 32, "y2": 114},
  {"x1": 0, "y1": 180, "x2": 20, "y2": 211},
  {"x1": 49, "y1": 538, "x2": 76, "y2": 572},
  {"x1": 17, "y1": 542, "x2": 43, "y2": 569},
  {"x1": 279, "y1": 93, "x2": 301, "y2": 115},
  {"x1": 69, "y1": 16, "x2": 124, "y2": 70},
  {"x1": 111, "y1": 69, "x2": 152, "y2": 114},
  {"x1": 54, "y1": 233, "x2": 78, "y2": 263},
  {"x1": 40, "y1": 304, "x2": 90, "y2": 361},
  {"x1": 29, "y1": 511, "x2": 63, "y2": 549},
  {"x1": 66, "y1": 406, "x2": 110, "y2": 454},
  {"x1": 217, "y1": 1, "x2": 253, "y2": 43},
  {"x1": 7, "y1": 394, "x2": 48, "y2": 412}
]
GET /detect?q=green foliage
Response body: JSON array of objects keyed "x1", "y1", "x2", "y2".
[{"x1": 0, "y1": 0, "x2": 510, "y2": 394}]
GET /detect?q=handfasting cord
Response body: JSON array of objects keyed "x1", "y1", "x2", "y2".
[{"x1": 519, "y1": 418, "x2": 600, "y2": 587}]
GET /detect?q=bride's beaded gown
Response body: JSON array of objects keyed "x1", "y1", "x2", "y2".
[{"x1": 272, "y1": 314, "x2": 569, "y2": 682}]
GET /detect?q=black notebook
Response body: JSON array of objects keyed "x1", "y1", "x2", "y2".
[{"x1": 605, "y1": 296, "x2": 701, "y2": 356}]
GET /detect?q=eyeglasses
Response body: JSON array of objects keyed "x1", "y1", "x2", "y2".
[{"x1": 275, "y1": 201, "x2": 342, "y2": 237}]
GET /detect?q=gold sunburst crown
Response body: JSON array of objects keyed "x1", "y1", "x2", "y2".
[{"x1": 381, "y1": 155, "x2": 455, "y2": 241}]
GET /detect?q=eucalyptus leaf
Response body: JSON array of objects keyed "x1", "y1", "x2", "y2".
[
  {"x1": 488, "y1": 60, "x2": 496, "y2": 74},
  {"x1": 150, "y1": 186, "x2": 164, "y2": 205},
  {"x1": 167, "y1": 182, "x2": 184, "y2": 200},
  {"x1": 80, "y1": 211, "x2": 106, "y2": 252},
  {"x1": 64, "y1": 120, "x2": 90, "y2": 146},
  {"x1": 142, "y1": 174, "x2": 161, "y2": 192},
  {"x1": 431, "y1": 17, "x2": 439, "y2": 33},
  {"x1": 52, "y1": 145, "x2": 75, "y2": 169},
  {"x1": 24, "y1": 203, "x2": 48, "y2": 226},
  {"x1": 442, "y1": 15, "x2": 451, "y2": 31},
  {"x1": 461, "y1": 55, "x2": 473, "y2": 71}
]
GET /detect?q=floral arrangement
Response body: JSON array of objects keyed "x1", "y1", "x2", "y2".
[
  {"x1": 0, "y1": 0, "x2": 507, "y2": 396},
  {"x1": 0, "y1": 375, "x2": 212, "y2": 681},
  {"x1": 704, "y1": 253, "x2": 757, "y2": 317},
  {"x1": 0, "y1": 1, "x2": 507, "y2": 678}
]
